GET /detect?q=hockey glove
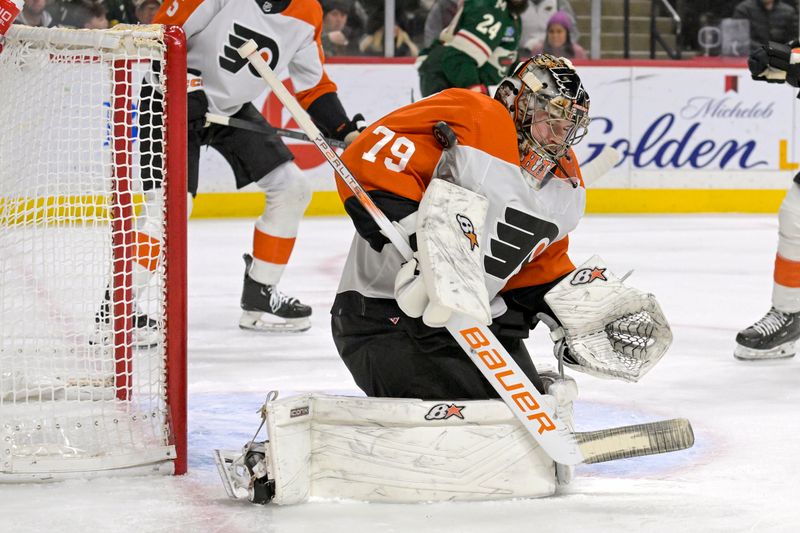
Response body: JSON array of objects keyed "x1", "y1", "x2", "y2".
[
  {"x1": 337, "y1": 113, "x2": 365, "y2": 145},
  {"x1": 394, "y1": 253, "x2": 453, "y2": 328},
  {"x1": 306, "y1": 92, "x2": 365, "y2": 144},
  {"x1": 186, "y1": 72, "x2": 209, "y2": 131},
  {"x1": 187, "y1": 90, "x2": 210, "y2": 132},
  {"x1": 543, "y1": 255, "x2": 673, "y2": 382},
  {"x1": 749, "y1": 41, "x2": 800, "y2": 87}
]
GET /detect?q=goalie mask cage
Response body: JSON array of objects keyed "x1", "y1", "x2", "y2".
[{"x1": 0, "y1": 25, "x2": 187, "y2": 478}]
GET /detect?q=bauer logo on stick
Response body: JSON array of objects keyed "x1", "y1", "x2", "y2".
[
  {"x1": 456, "y1": 214, "x2": 479, "y2": 250},
  {"x1": 570, "y1": 266, "x2": 607, "y2": 285}
]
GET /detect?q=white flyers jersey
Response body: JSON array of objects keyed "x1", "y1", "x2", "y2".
[
  {"x1": 433, "y1": 145, "x2": 586, "y2": 304},
  {"x1": 335, "y1": 89, "x2": 586, "y2": 314},
  {"x1": 155, "y1": 0, "x2": 336, "y2": 115}
]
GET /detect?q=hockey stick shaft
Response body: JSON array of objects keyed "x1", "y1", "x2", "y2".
[
  {"x1": 581, "y1": 146, "x2": 620, "y2": 187},
  {"x1": 204, "y1": 112, "x2": 347, "y2": 149},
  {"x1": 238, "y1": 39, "x2": 584, "y2": 466}
]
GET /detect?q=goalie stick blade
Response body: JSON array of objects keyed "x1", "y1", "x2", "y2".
[{"x1": 576, "y1": 418, "x2": 695, "y2": 465}]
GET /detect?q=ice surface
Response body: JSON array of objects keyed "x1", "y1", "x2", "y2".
[{"x1": 4, "y1": 215, "x2": 799, "y2": 533}]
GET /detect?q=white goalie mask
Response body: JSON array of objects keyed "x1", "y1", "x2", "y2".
[{"x1": 494, "y1": 55, "x2": 590, "y2": 182}]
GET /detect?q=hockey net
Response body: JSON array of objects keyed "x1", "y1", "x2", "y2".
[{"x1": 0, "y1": 25, "x2": 187, "y2": 478}]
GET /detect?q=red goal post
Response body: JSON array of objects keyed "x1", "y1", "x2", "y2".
[{"x1": 0, "y1": 24, "x2": 187, "y2": 478}]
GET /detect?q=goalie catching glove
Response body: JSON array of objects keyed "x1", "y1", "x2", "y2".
[
  {"x1": 748, "y1": 40, "x2": 800, "y2": 88},
  {"x1": 541, "y1": 255, "x2": 672, "y2": 382},
  {"x1": 394, "y1": 178, "x2": 491, "y2": 327}
]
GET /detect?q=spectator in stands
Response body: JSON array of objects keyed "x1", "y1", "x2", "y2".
[
  {"x1": 359, "y1": 22, "x2": 420, "y2": 56},
  {"x1": 732, "y1": 0, "x2": 799, "y2": 51},
  {"x1": 519, "y1": 0, "x2": 577, "y2": 56},
  {"x1": 357, "y1": 0, "x2": 421, "y2": 56},
  {"x1": 321, "y1": 0, "x2": 353, "y2": 56},
  {"x1": 104, "y1": 0, "x2": 137, "y2": 25},
  {"x1": 134, "y1": 0, "x2": 161, "y2": 24},
  {"x1": 14, "y1": 0, "x2": 53, "y2": 27},
  {"x1": 81, "y1": 1, "x2": 109, "y2": 28},
  {"x1": 341, "y1": 0, "x2": 368, "y2": 52},
  {"x1": 676, "y1": 0, "x2": 730, "y2": 52},
  {"x1": 527, "y1": 10, "x2": 586, "y2": 59},
  {"x1": 422, "y1": 0, "x2": 459, "y2": 47},
  {"x1": 49, "y1": 0, "x2": 109, "y2": 28}
]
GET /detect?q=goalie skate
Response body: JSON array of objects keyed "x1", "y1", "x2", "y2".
[
  {"x1": 735, "y1": 307, "x2": 800, "y2": 360},
  {"x1": 213, "y1": 443, "x2": 275, "y2": 504},
  {"x1": 239, "y1": 254, "x2": 312, "y2": 333}
]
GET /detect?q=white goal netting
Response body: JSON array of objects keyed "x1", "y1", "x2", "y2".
[{"x1": 0, "y1": 25, "x2": 186, "y2": 478}]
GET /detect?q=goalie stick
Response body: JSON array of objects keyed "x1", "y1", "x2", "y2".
[
  {"x1": 237, "y1": 39, "x2": 694, "y2": 466},
  {"x1": 204, "y1": 112, "x2": 347, "y2": 149},
  {"x1": 581, "y1": 146, "x2": 620, "y2": 186}
]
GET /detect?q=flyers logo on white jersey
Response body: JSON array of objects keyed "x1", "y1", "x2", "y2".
[
  {"x1": 484, "y1": 207, "x2": 559, "y2": 279},
  {"x1": 219, "y1": 23, "x2": 279, "y2": 76}
]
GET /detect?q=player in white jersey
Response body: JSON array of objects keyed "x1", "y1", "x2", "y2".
[
  {"x1": 736, "y1": 40, "x2": 800, "y2": 359},
  {"x1": 332, "y1": 55, "x2": 590, "y2": 398},
  {"x1": 135, "y1": 0, "x2": 363, "y2": 333}
]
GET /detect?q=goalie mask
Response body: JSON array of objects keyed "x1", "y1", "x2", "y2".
[{"x1": 494, "y1": 54, "x2": 590, "y2": 182}]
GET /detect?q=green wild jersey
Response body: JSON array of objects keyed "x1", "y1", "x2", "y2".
[{"x1": 418, "y1": 0, "x2": 521, "y2": 96}]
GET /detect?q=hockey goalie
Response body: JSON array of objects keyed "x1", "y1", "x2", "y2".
[{"x1": 215, "y1": 55, "x2": 687, "y2": 504}]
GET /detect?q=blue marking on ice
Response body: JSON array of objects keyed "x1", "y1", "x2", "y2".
[{"x1": 188, "y1": 392, "x2": 269, "y2": 472}]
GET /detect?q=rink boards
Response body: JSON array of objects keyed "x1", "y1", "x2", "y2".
[{"x1": 190, "y1": 59, "x2": 800, "y2": 216}]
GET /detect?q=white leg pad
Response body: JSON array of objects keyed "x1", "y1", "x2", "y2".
[{"x1": 261, "y1": 393, "x2": 558, "y2": 504}]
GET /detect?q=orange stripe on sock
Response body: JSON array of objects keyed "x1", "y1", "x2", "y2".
[
  {"x1": 135, "y1": 232, "x2": 161, "y2": 272},
  {"x1": 253, "y1": 228, "x2": 295, "y2": 265},
  {"x1": 774, "y1": 254, "x2": 800, "y2": 287}
]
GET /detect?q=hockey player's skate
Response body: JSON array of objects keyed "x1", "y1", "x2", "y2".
[
  {"x1": 734, "y1": 307, "x2": 800, "y2": 360},
  {"x1": 92, "y1": 290, "x2": 161, "y2": 348},
  {"x1": 239, "y1": 254, "x2": 312, "y2": 333}
]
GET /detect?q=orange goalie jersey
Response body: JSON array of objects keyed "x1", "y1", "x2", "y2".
[
  {"x1": 335, "y1": 89, "x2": 586, "y2": 312},
  {"x1": 154, "y1": 0, "x2": 337, "y2": 115}
]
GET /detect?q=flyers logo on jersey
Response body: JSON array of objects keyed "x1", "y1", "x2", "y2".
[
  {"x1": 456, "y1": 214, "x2": 479, "y2": 251},
  {"x1": 484, "y1": 207, "x2": 559, "y2": 280},
  {"x1": 219, "y1": 23, "x2": 279, "y2": 77}
]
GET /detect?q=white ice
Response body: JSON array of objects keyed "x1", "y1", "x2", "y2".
[{"x1": 5, "y1": 215, "x2": 800, "y2": 533}]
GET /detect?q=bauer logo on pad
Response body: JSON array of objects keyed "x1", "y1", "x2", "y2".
[
  {"x1": 425, "y1": 403, "x2": 466, "y2": 420},
  {"x1": 570, "y1": 266, "x2": 607, "y2": 285}
]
